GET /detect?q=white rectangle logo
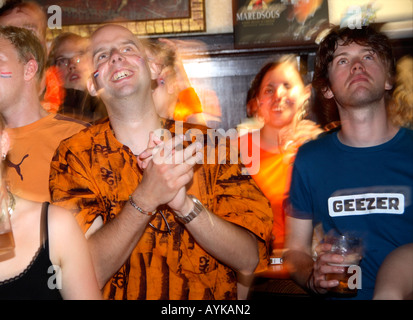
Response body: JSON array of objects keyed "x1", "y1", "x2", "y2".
[{"x1": 328, "y1": 193, "x2": 405, "y2": 217}]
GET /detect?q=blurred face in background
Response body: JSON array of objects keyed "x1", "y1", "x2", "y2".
[
  {"x1": 54, "y1": 37, "x2": 90, "y2": 91},
  {"x1": 0, "y1": 4, "x2": 46, "y2": 46},
  {"x1": 257, "y1": 62, "x2": 309, "y2": 129}
]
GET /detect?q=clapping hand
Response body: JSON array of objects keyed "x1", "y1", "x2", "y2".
[{"x1": 134, "y1": 132, "x2": 202, "y2": 213}]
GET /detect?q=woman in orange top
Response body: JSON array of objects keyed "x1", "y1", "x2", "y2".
[
  {"x1": 240, "y1": 55, "x2": 323, "y2": 252},
  {"x1": 144, "y1": 38, "x2": 205, "y2": 125}
]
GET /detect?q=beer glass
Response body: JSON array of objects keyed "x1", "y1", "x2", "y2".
[
  {"x1": 325, "y1": 234, "x2": 363, "y2": 295},
  {"x1": 0, "y1": 201, "x2": 15, "y2": 255}
]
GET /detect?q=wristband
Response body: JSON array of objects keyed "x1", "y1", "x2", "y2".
[{"x1": 129, "y1": 195, "x2": 157, "y2": 216}]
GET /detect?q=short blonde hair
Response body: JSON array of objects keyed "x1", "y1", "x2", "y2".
[{"x1": 0, "y1": 25, "x2": 45, "y2": 82}]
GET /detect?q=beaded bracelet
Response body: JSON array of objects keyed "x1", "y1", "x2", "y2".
[{"x1": 128, "y1": 195, "x2": 157, "y2": 216}]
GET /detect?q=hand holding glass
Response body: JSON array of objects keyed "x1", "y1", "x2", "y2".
[{"x1": 324, "y1": 234, "x2": 363, "y2": 295}]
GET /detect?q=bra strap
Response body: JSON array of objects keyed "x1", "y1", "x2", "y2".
[{"x1": 40, "y1": 202, "x2": 50, "y2": 249}]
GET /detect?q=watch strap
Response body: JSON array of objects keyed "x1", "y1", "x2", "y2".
[{"x1": 175, "y1": 195, "x2": 204, "y2": 224}]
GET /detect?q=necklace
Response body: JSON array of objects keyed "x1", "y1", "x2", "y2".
[{"x1": 7, "y1": 190, "x2": 16, "y2": 215}]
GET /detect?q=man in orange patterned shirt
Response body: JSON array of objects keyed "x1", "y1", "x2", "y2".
[{"x1": 49, "y1": 24, "x2": 272, "y2": 300}]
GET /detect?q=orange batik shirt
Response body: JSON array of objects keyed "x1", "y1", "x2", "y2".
[{"x1": 49, "y1": 119, "x2": 272, "y2": 300}]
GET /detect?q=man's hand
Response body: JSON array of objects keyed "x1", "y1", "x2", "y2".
[
  {"x1": 310, "y1": 242, "x2": 346, "y2": 293},
  {"x1": 133, "y1": 133, "x2": 202, "y2": 213}
]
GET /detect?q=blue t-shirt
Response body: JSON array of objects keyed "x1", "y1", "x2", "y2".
[{"x1": 288, "y1": 127, "x2": 413, "y2": 300}]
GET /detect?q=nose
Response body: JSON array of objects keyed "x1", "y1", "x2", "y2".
[
  {"x1": 68, "y1": 58, "x2": 77, "y2": 71},
  {"x1": 110, "y1": 49, "x2": 125, "y2": 64},
  {"x1": 276, "y1": 85, "x2": 287, "y2": 97},
  {"x1": 271, "y1": 85, "x2": 287, "y2": 102},
  {"x1": 351, "y1": 59, "x2": 365, "y2": 73}
]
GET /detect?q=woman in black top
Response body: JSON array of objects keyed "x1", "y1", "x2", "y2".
[{"x1": 0, "y1": 117, "x2": 101, "y2": 300}]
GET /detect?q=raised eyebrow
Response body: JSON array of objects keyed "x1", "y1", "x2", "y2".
[
  {"x1": 92, "y1": 40, "x2": 141, "y2": 58},
  {"x1": 333, "y1": 48, "x2": 375, "y2": 60},
  {"x1": 92, "y1": 47, "x2": 106, "y2": 59},
  {"x1": 332, "y1": 52, "x2": 348, "y2": 62},
  {"x1": 122, "y1": 40, "x2": 141, "y2": 49}
]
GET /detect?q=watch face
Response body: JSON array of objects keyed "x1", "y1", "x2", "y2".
[{"x1": 176, "y1": 195, "x2": 203, "y2": 224}]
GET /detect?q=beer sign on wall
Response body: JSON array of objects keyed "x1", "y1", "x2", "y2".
[{"x1": 233, "y1": 0, "x2": 329, "y2": 48}]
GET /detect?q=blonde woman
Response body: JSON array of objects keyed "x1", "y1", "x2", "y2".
[{"x1": 0, "y1": 116, "x2": 101, "y2": 300}]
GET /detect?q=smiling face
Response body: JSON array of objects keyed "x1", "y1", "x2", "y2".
[
  {"x1": 324, "y1": 42, "x2": 393, "y2": 109},
  {"x1": 257, "y1": 62, "x2": 308, "y2": 129},
  {"x1": 89, "y1": 25, "x2": 152, "y2": 102}
]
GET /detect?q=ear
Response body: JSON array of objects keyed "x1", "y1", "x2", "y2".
[
  {"x1": 322, "y1": 86, "x2": 334, "y2": 99},
  {"x1": 87, "y1": 76, "x2": 98, "y2": 97},
  {"x1": 1, "y1": 131, "x2": 10, "y2": 158},
  {"x1": 166, "y1": 76, "x2": 176, "y2": 95},
  {"x1": 23, "y1": 59, "x2": 38, "y2": 81},
  {"x1": 384, "y1": 79, "x2": 393, "y2": 91},
  {"x1": 146, "y1": 58, "x2": 159, "y2": 81},
  {"x1": 246, "y1": 97, "x2": 259, "y2": 118}
]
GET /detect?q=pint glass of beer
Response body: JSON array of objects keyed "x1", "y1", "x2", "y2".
[
  {"x1": 0, "y1": 197, "x2": 15, "y2": 255},
  {"x1": 325, "y1": 234, "x2": 363, "y2": 295}
]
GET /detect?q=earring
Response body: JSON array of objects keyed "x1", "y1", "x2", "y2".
[{"x1": 2, "y1": 154, "x2": 6, "y2": 161}]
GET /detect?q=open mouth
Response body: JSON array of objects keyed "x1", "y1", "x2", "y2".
[
  {"x1": 112, "y1": 70, "x2": 132, "y2": 81},
  {"x1": 271, "y1": 106, "x2": 284, "y2": 112},
  {"x1": 271, "y1": 102, "x2": 292, "y2": 112},
  {"x1": 69, "y1": 74, "x2": 80, "y2": 81}
]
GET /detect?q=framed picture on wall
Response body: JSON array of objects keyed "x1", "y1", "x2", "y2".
[
  {"x1": 232, "y1": 0, "x2": 329, "y2": 48},
  {"x1": 43, "y1": 0, "x2": 206, "y2": 41}
]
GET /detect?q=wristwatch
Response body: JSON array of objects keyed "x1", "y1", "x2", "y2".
[{"x1": 174, "y1": 195, "x2": 204, "y2": 224}]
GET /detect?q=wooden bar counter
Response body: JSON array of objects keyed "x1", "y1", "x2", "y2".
[{"x1": 248, "y1": 251, "x2": 311, "y2": 299}]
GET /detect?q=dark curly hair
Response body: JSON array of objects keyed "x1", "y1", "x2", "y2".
[{"x1": 312, "y1": 25, "x2": 396, "y2": 126}]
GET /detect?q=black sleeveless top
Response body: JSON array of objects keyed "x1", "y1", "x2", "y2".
[{"x1": 0, "y1": 203, "x2": 63, "y2": 300}]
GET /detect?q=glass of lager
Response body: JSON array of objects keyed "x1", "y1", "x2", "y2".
[
  {"x1": 325, "y1": 234, "x2": 363, "y2": 296},
  {"x1": 0, "y1": 193, "x2": 15, "y2": 256}
]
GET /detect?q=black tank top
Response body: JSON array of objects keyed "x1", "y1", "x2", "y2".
[{"x1": 0, "y1": 202, "x2": 63, "y2": 300}]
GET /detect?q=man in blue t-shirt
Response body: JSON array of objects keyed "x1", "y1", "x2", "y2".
[{"x1": 283, "y1": 25, "x2": 413, "y2": 300}]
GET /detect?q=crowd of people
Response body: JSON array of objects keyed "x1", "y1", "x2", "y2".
[{"x1": 0, "y1": 1, "x2": 411, "y2": 301}]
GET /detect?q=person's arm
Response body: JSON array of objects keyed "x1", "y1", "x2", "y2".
[
  {"x1": 48, "y1": 205, "x2": 101, "y2": 299},
  {"x1": 373, "y1": 243, "x2": 413, "y2": 300},
  {"x1": 49, "y1": 139, "x2": 138, "y2": 289},
  {"x1": 173, "y1": 194, "x2": 260, "y2": 274},
  {"x1": 85, "y1": 135, "x2": 201, "y2": 288},
  {"x1": 283, "y1": 150, "x2": 346, "y2": 294},
  {"x1": 84, "y1": 199, "x2": 154, "y2": 288},
  {"x1": 283, "y1": 216, "x2": 315, "y2": 290},
  {"x1": 50, "y1": 133, "x2": 200, "y2": 288},
  {"x1": 283, "y1": 216, "x2": 349, "y2": 294},
  {"x1": 139, "y1": 133, "x2": 271, "y2": 275}
]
